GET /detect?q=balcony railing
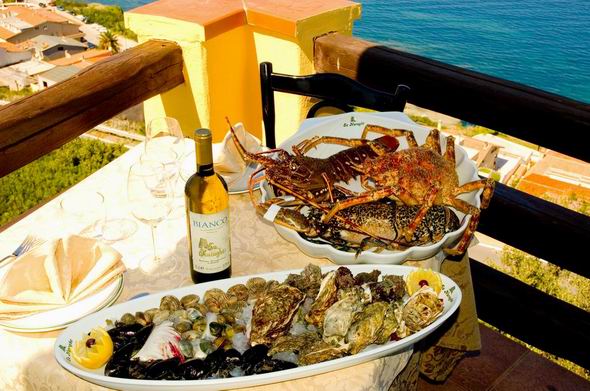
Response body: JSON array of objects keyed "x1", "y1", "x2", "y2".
[{"x1": 0, "y1": 33, "x2": 589, "y2": 372}]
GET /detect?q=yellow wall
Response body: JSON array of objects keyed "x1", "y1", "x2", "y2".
[{"x1": 125, "y1": 4, "x2": 360, "y2": 144}]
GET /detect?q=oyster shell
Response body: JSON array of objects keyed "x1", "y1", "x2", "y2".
[
  {"x1": 346, "y1": 301, "x2": 388, "y2": 354},
  {"x1": 368, "y1": 275, "x2": 406, "y2": 303},
  {"x1": 269, "y1": 331, "x2": 321, "y2": 356},
  {"x1": 250, "y1": 284, "x2": 305, "y2": 345},
  {"x1": 354, "y1": 270, "x2": 381, "y2": 285},
  {"x1": 284, "y1": 263, "x2": 323, "y2": 297},
  {"x1": 323, "y1": 287, "x2": 364, "y2": 339},
  {"x1": 334, "y1": 266, "x2": 355, "y2": 290},
  {"x1": 299, "y1": 339, "x2": 347, "y2": 365},
  {"x1": 305, "y1": 271, "x2": 338, "y2": 327},
  {"x1": 227, "y1": 284, "x2": 249, "y2": 302},
  {"x1": 375, "y1": 302, "x2": 403, "y2": 344},
  {"x1": 402, "y1": 286, "x2": 443, "y2": 333}
]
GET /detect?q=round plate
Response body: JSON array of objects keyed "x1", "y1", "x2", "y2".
[
  {"x1": 55, "y1": 264, "x2": 461, "y2": 391},
  {"x1": 260, "y1": 112, "x2": 481, "y2": 264},
  {"x1": 0, "y1": 275, "x2": 124, "y2": 333}
]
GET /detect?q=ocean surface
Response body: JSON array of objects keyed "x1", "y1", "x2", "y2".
[{"x1": 108, "y1": 0, "x2": 590, "y2": 103}]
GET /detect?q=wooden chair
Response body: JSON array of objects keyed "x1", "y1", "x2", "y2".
[{"x1": 260, "y1": 62, "x2": 410, "y2": 148}]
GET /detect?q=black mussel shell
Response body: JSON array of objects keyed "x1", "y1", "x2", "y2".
[
  {"x1": 177, "y1": 358, "x2": 207, "y2": 380},
  {"x1": 252, "y1": 358, "x2": 297, "y2": 375},
  {"x1": 203, "y1": 347, "x2": 225, "y2": 375},
  {"x1": 107, "y1": 323, "x2": 143, "y2": 350},
  {"x1": 128, "y1": 359, "x2": 150, "y2": 379},
  {"x1": 145, "y1": 357, "x2": 182, "y2": 380},
  {"x1": 242, "y1": 344, "x2": 270, "y2": 375},
  {"x1": 104, "y1": 342, "x2": 135, "y2": 378},
  {"x1": 133, "y1": 324, "x2": 154, "y2": 347},
  {"x1": 209, "y1": 322, "x2": 225, "y2": 337},
  {"x1": 216, "y1": 348, "x2": 243, "y2": 379}
]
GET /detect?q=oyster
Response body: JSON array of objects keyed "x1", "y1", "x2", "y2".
[
  {"x1": 323, "y1": 287, "x2": 364, "y2": 339},
  {"x1": 305, "y1": 271, "x2": 338, "y2": 327},
  {"x1": 368, "y1": 275, "x2": 406, "y2": 303},
  {"x1": 269, "y1": 331, "x2": 321, "y2": 356},
  {"x1": 375, "y1": 302, "x2": 403, "y2": 344},
  {"x1": 284, "y1": 263, "x2": 323, "y2": 297},
  {"x1": 354, "y1": 270, "x2": 381, "y2": 285},
  {"x1": 299, "y1": 339, "x2": 347, "y2": 365},
  {"x1": 334, "y1": 266, "x2": 355, "y2": 290},
  {"x1": 402, "y1": 286, "x2": 443, "y2": 333},
  {"x1": 250, "y1": 284, "x2": 305, "y2": 345},
  {"x1": 346, "y1": 301, "x2": 388, "y2": 354},
  {"x1": 246, "y1": 277, "x2": 267, "y2": 301}
]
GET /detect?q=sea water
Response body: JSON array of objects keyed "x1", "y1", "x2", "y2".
[{"x1": 107, "y1": 0, "x2": 590, "y2": 103}]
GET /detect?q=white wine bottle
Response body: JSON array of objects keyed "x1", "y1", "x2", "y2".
[{"x1": 185, "y1": 128, "x2": 231, "y2": 283}]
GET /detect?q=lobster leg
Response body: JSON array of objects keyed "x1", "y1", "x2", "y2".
[
  {"x1": 361, "y1": 125, "x2": 418, "y2": 148},
  {"x1": 323, "y1": 185, "x2": 419, "y2": 223},
  {"x1": 293, "y1": 136, "x2": 371, "y2": 155},
  {"x1": 453, "y1": 178, "x2": 495, "y2": 209},
  {"x1": 248, "y1": 166, "x2": 267, "y2": 208},
  {"x1": 444, "y1": 198, "x2": 480, "y2": 256}
]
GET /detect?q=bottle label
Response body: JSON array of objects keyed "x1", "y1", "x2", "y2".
[{"x1": 189, "y1": 209, "x2": 231, "y2": 273}]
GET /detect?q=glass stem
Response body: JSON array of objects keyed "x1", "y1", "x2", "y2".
[{"x1": 151, "y1": 224, "x2": 160, "y2": 262}]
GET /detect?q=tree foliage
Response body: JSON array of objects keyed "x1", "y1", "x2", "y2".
[
  {"x1": 99, "y1": 30, "x2": 120, "y2": 53},
  {"x1": 0, "y1": 138, "x2": 126, "y2": 227},
  {"x1": 55, "y1": 0, "x2": 137, "y2": 40}
]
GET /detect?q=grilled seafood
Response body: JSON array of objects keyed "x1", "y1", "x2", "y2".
[
  {"x1": 313, "y1": 126, "x2": 494, "y2": 255},
  {"x1": 258, "y1": 197, "x2": 460, "y2": 253}
]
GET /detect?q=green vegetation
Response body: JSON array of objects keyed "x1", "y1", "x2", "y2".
[
  {"x1": 0, "y1": 86, "x2": 33, "y2": 103},
  {"x1": 492, "y1": 246, "x2": 590, "y2": 379},
  {"x1": 98, "y1": 30, "x2": 121, "y2": 53},
  {"x1": 0, "y1": 138, "x2": 126, "y2": 227},
  {"x1": 407, "y1": 114, "x2": 440, "y2": 128},
  {"x1": 55, "y1": 0, "x2": 137, "y2": 40}
]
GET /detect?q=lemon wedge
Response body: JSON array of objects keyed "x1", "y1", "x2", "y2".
[
  {"x1": 406, "y1": 269, "x2": 443, "y2": 295},
  {"x1": 72, "y1": 327, "x2": 114, "y2": 369}
]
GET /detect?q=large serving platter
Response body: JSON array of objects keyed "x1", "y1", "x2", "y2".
[
  {"x1": 260, "y1": 111, "x2": 480, "y2": 264},
  {"x1": 55, "y1": 264, "x2": 461, "y2": 391}
]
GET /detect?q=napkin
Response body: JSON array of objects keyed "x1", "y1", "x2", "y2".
[
  {"x1": 213, "y1": 122, "x2": 263, "y2": 184},
  {"x1": 0, "y1": 235, "x2": 125, "y2": 319}
]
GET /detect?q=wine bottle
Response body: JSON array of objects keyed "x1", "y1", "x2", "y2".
[{"x1": 185, "y1": 128, "x2": 231, "y2": 283}]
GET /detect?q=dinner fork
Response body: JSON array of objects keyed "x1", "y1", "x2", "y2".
[{"x1": 0, "y1": 235, "x2": 44, "y2": 267}]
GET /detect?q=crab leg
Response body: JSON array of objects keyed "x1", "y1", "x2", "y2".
[
  {"x1": 444, "y1": 136, "x2": 456, "y2": 166},
  {"x1": 444, "y1": 198, "x2": 480, "y2": 256},
  {"x1": 423, "y1": 129, "x2": 442, "y2": 155},
  {"x1": 402, "y1": 186, "x2": 440, "y2": 242},
  {"x1": 453, "y1": 178, "x2": 496, "y2": 209},
  {"x1": 361, "y1": 124, "x2": 418, "y2": 148}
]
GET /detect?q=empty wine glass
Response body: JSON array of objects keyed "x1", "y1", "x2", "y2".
[
  {"x1": 127, "y1": 160, "x2": 178, "y2": 274},
  {"x1": 145, "y1": 117, "x2": 185, "y2": 161}
]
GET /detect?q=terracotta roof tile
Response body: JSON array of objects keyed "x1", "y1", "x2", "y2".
[
  {"x1": 0, "y1": 26, "x2": 16, "y2": 39},
  {"x1": 48, "y1": 49, "x2": 111, "y2": 66},
  {"x1": 0, "y1": 6, "x2": 69, "y2": 27},
  {"x1": 0, "y1": 41, "x2": 23, "y2": 52}
]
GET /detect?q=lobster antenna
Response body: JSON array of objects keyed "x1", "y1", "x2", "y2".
[{"x1": 225, "y1": 116, "x2": 248, "y2": 159}]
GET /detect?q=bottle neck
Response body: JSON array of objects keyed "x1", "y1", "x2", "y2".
[{"x1": 197, "y1": 163, "x2": 215, "y2": 177}]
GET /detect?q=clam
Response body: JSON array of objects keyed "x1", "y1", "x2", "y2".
[
  {"x1": 180, "y1": 294, "x2": 200, "y2": 309},
  {"x1": 179, "y1": 339, "x2": 194, "y2": 358},
  {"x1": 187, "y1": 308, "x2": 203, "y2": 322},
  {"x1": 209, "y1": 321, "x2": 225, "y2": 337},
  {"x1": 204, "y1": 288, "x2": 228, "y2": 313},
  {"x1": 174, "y1": 319, "x2": 193, "y2": 333},
  {"x1": 152, "y1": 310, "x2": 170, "y2": 325},
  {"x1": 135, "y1": 311, "x2": 151, "y2": 326},
  {"x1": 192, "y1": 316, "x2": 207, "y2": 337},
  {"x1": 120, "y1": 312, "x2": 136, "y2": 325},
  {"x1": 181, "y1": 330, "x2": 201, "y2": 341},
  {"x1": 227, "y1": 284, "x2": 249, "y2": 302},
  {"x1": 160, "y1": 295, "x2": 182, "y2": 312}
]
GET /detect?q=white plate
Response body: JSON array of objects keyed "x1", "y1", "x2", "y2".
[
  {"x1": 55, "y1": 264, "x2": 461, "y2": 391},
  {"x1": 261, "y1": 112, "x2": 480, "y2": 264},
  {"x1": 0, "y1": 275, "x2": 124, "y2": 333}
]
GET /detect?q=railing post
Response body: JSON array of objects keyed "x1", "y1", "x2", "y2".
[{"x1": 125, "y1": 0, "x2": 361, "y2": 144}]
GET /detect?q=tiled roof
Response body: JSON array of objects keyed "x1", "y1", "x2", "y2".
[
  {"x1": 0, "y1": 41, "x2": 23, "y2": 52},
  {"x1": 48, "y1": 49, "x2": 111, "y2": 66},
  {"x1": 38, "y1": 65, "x2": 80, "y2": 82},
  {"x1": 19, "y1": 35, "x2": 86, "y2": 51},
  {"x1": 0, "y1": 26, "x2": 16, "y2": 39},
  {"x1": 0, "y1": 6, "x2": 69, "y2": 27}
]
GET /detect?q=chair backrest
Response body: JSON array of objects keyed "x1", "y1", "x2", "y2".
[{"x1": 260, "y1": 61, "x2": 410, "y2": 148}]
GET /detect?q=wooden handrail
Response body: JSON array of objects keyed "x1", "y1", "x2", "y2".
[
  {"x1": 314, "y1": 33, "x2": 590, "y2": 162},
  {"x1": 0, "y1": 39, "x2": 184, "y2": 178},
  {"x1": 314, "y1": 33, "x2": 590, "y2": 279}
]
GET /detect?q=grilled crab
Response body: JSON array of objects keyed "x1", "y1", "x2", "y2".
[
  {"x1": 250, "y1": 284, "x2": 305, "y2": 345},
  {"x1": 303, "y1": 126, "x2": 495, "y2": 255}
]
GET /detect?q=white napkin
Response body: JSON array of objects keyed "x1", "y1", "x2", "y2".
[{"x1": 213, "y1": 122, "x2": 262, "y2": 184}]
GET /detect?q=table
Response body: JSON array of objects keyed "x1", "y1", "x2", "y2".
[{"x1": 0, "y1": 143, "x2": 423, "y2": 391}]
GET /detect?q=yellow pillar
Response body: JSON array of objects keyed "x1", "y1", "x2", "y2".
[{"x1": 125, "y1": 0, "x2": 360, "y2": 144}]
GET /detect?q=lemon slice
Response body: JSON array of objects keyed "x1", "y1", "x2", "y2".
[
  {"x1": 72, "y1": 327, "x2": 114, "y2": 369},
  {"x1": 406, "y1": 269, "x2": 443, "y2": 295}
]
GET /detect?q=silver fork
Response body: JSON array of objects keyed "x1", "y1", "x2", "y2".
[{"x1": 0, "y1": 235, "x2": 44, "y2": 266}]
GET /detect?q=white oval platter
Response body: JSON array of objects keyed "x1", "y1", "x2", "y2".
[
  {"x1": 55, "y1": 264, "x2": 461, "y2": 391},
  {"x1": 260, "y1": 111, "x2": 481, "y2": 264}
]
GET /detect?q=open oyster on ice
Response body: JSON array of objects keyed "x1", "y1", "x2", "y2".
[
  {"x1": 346, "y1": 301, "x2": 388, "y2": 354},
  {"x1": 250, "y1": 284, "x2": 305, "y2": 345},
  {"x1": 323, "y1": 287, "x2": 364, "y2": 340},
  {"x1": 402, "y1": 286, "x2": 443, "y2": 333},
  {"x1": 305, "y1": 271, "x2": 338, "y2": 326}
]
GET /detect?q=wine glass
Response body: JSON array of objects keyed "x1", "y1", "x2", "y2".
[
  {"x1": 127, "y1": 160, "x2": 178, "y2": 274},
  {"x1": 58, "y1": 190, "x2": 106, "y2": 238},
  {"x1": 145, "y1": 117, "x2": 186, "y2": 162}
]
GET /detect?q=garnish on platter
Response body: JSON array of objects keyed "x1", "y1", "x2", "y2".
[
  {"x1": 76, "y1": 264, "x2": 447, "y2": 380},
  {"x1": 405, "y1": 268, "x2": 443, "y2": 295},
  {"x1": 72, "y1": 327, "x2": 114, "y2": 369}
]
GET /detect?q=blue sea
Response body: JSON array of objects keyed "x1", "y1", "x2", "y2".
[{"x1": 108, "y1": 0, "x2": 590, "y2": 103}]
